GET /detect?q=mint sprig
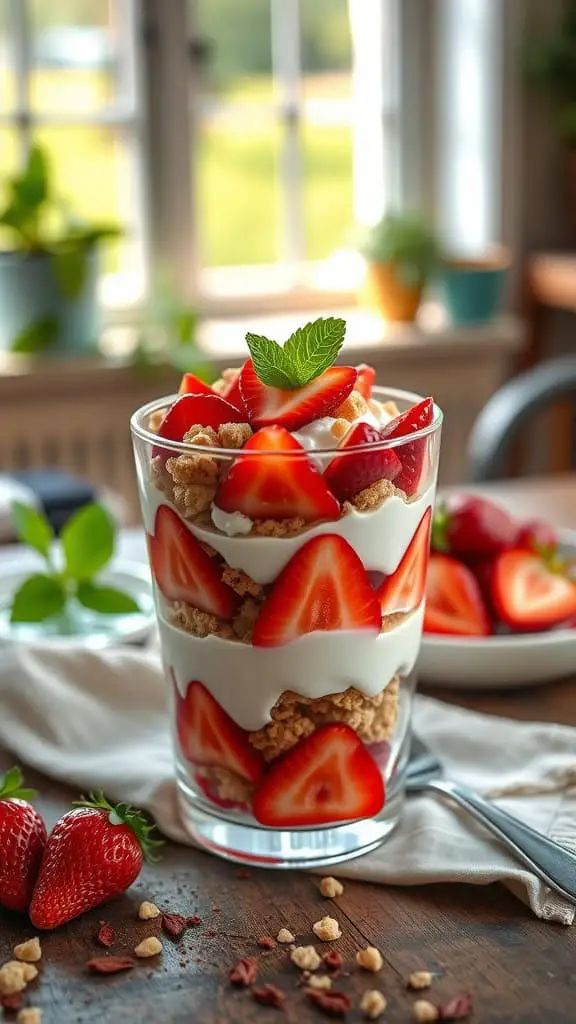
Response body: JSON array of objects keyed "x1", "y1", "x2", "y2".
[
  {"x1": 246, "y1": 316, "x2": 346, "y2": 390},
  {"x1": 9, "y1": 500, "x2": 140, "y2": 624}
]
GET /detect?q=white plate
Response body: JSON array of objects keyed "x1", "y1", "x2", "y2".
[
  {"x1": 417, "y1": 530, "x2": 576, "y2": 689},
  {"x1": 0, "y1": 560, "x2": 155, "y2": 649}
]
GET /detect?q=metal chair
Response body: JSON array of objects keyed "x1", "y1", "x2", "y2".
[{"x1": 467, "y1": 356, "x2": 576, "y2": 482}]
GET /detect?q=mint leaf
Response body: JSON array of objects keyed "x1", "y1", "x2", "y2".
[
  {"x1": 76, "y1": 581, "x2": 140, "y2": 615},
  {"x1": 61, "y1": 504, "x2": 115, "y2": 581},
  {"x1": 283, "y1": 317, "x2": 346, "y2": 386},
  {"x1": 245, "y1": 333, "x2": 295, "y2": 389},
  {"x1": 10, "y1": 574, "x2": 66, "y2": 623},
  {"x1": 11, "y1": 501, "x2": 54, "y2": 559}
]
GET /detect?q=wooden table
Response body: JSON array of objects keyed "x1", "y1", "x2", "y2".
[{"x1": 1, "y1": 476, "x2": 575, "y2": 1023}]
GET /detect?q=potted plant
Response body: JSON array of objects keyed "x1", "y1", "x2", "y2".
[
  {"x1": 0, "y1": 144, "x2": 119, "y2": 355},
  {"x1": 359, "y1": 212, "x2": 438, "y2": 323},
  {"x1": 524, "y1": 1, "x2": 576, "y2": 228}
]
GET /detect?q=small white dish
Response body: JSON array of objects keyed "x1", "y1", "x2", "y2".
[
  {"x1": 0, "y1": 560, "x2": 155, "y2": 649},
  {"x1": 418, "y1": 530, "x2": 576, "y2": 689}
]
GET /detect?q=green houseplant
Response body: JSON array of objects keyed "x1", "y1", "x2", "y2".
[
  {"x1": 0, "y1": 144, "x2": 119, "y2": 355},
  {"x1": 359, "y1": 213, "x2": 438, "y2": 322}
]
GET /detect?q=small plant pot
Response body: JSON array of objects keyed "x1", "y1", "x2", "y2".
[
  {"x1": 0, "y1": 249, "x2": 101, "y2": 356},
  {"x1": 366, "y1": 261, "x2": 425, "y2": 323},
  {"x1": 439, "y1": 248, "x2": 510, "y2": 327}
]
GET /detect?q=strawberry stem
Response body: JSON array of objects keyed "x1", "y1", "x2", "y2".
[
  {"x1": 431, "y1": 504, "x2": 450, "y2": 554},
  {"x1": 0, "y1": 766, "x2": 37, "y2": 802},
  {"x1": 72, "y1": 792, "x2": 164, "y2": 863}
]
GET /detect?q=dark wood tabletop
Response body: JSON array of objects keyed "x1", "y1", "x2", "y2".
[{"x1": 1, "y1": 476, "x2": 575, "y2": 1024}]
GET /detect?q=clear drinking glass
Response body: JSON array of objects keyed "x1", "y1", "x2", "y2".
[{"x1": 131, "y1": 387, "x2": 442, "y2": 867}]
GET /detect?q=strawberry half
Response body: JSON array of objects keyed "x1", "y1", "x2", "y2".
[
  {"x1": 379, "y1": 397, "x2": 434, "y2": 496},
  {"x1": 252, "y1": 723, "x2": 384, "y2": 827},
  {"x1": 253, "y1": 534, "x2": 381, "y2": 647},
  {"x1": 157, "y1": 394, "x2": 247, "y2": 443},
  {"x1": 174, "y1": 678, "x2": 263, "y2": 783},
  {"x1": 150, "y1": 505, "x2": 236, "y2": 617},
  {"x1": 221, "y1": 364, "x2": 246, "y2": 412},
  {"x1": 514, "y1": 519, "x2": 558, "y2": 555},
  {"x1": 215, "y1": 425, "x2": 340, "y2": 522},
  {"x1": 29, "y1": 796, "x2": 162, "y2": 929},
  {"x1": 355, "y1": 363, "x2": 376, "y2": 401},
  {"x1": 491, "y1": 549, "x2": 576, "y2": 632},
  {"x1": 178, "y1": 373, "x2": 215, "y2": 397},
  {"x1": 239, "y1": 360, "x2": 357, "y2": 430},
  {"x1": 432, "y1": 494, "x2": 517, "y2": 560},
  {"x1": 0, "y1": 767, "x2": 46, "y2": 914},
  {"x1": 323, "y1": 422, "x2": 402, "y2": 503},
  {"x1": 424, "y1": 554, "x2": 491, "y2": 636},
  {"x1": 377, "y1": 508, "x2": 431, "y2": 615}
]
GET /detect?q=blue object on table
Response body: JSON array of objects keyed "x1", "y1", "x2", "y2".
[{"x1": 440, "y1": 256, "x2": 509, "y2": 326}]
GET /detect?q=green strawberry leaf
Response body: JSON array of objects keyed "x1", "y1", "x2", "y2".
[
  {"x1": 283, "y1": 317, "x2": 346, "y2": 386},
  {"x1": 245, "y1": 333, "x2": 295, "y2": 389},
  {"x1": 76, "y1": 581, "x2": 140, "y2": 615},
  {"x1": 11, "y1": 501, "x2": 54, "y2": 560},
  {"x1": 0, "y1": 766, "x2": 37, "y2": 802},
  {"x1": 61, "y1": 504, "x2": 115, "y2": 581},
  {"x1": 10, "y1": 574, "x2": 66, "y2": 623},
  {"x1": 72, "y1": 792, "x2": 164, "y2": 863}
]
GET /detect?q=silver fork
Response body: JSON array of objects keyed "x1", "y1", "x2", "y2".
[{"x1": 406, "y1": 734, "x2": 576, "y2": 906}]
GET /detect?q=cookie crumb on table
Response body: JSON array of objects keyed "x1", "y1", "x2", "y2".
[
  {"x1": 312, "y1": 916, "x2": 342, "y2": 941},
  {"x1": 361, "y1": 989, "x2": 388, "y2": 1019},
  {"x1": 306, "y1": 974, "x2": 332, "y2": 991},
  {"x1": 408, "y1": 970, "x2": 433, "y2": 990},
  {"x1": 277, "y1": 928, "x2": 295, "y2": 944},
  {"x1": 0, "y1": 962, "x2": 27, "y2": 996},
  {"x1": 13, "y1": 939, "x2": 41, "y2": 964},
  {"x1": 291, "y1": 946, "x2": 321, "y2": 971},
  {"x1": 356, "y1": 947, "x2": 384, "y2": 972},
  {"x1": 16, "y1": 1010, "x2": 42, "y2": 1024},
  {"x1": 319, "y1": 877, "x2": 344, "y2": 899},
  {"x1": 138, "y1": 900, "x2": 161, "y2": 920},
  {"x1": 412, "y1": 999, "x2": 439, "y2": 1022},
  {"x1": 134, "y1": 937, "x2": 163, "y2": 958},
  {"x1": 20, "y1": 964, "x2": 38, "y2": 983}
]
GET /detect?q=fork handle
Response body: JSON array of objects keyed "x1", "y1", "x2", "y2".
[{"x1": 427, "y1": 779, "x2": 576, "y2": 906}]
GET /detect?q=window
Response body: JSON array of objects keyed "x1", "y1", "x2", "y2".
[{"x1": 0, "y1": 0, "x2": 147, "y2": 307}]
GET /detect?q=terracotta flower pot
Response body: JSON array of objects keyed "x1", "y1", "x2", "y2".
[{"x1": 366, "y1": 261, "x2": 424, "y2": 323}]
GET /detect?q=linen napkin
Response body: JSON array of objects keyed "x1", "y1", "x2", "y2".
[{"x1": 0, "y1": 639, "x2": 575, "y2": 926}]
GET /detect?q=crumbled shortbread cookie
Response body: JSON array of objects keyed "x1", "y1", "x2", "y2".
[
  {"x1": 219, "y1": 422, "x2": 253, "y2": 449},
  {"x1": 0, "y1": 962, "x2": 26, "y2": 995},
  {"x1": 251, "y1": 517, "x2": 308, "y2": 537},
  {"x1": 336, "y1": 390, "x2": 369, "y2": 421},
  {"x1": 312, "y1": 917, "x2": 342, "y2": 941},
  {"x1": 167, "y1": 452, "x2": 219, "y2": 488},
  {"x1": 13, "y1": 939, "x2": 41, "y2": 963},
  {"x1": 134, "y1": 937, "x2": 163, "y2": 958},
  {"x1": 319, "y1": 877, "x2": 344, "y2": 899},
  {"x1": 138, "y1": 901, "x2": 161, "y2": 920},
  {"x1": 291, "y1": 946, "x2": 321, "y2": 971},
  {"x1": 352, "y1": 478, "x2": 404, "y2": 511},
  {"x1": 276, "y1": 928, "x2": 295, "y2": 944},
  {"x1": 330, "y1": 418, "x2": 350, "y2": 440},
  {"x1": 222, "y1": 566, "x2": 263, "y2": 598},
  {"x1": 232, "y1": 597, "x2": 262, "y2": 642},
  {"x1": 412, "y1": 1000, "x2": 439, "y2": 1022},
  {"x1": 17, "y1": 1010, "x2": 42, "y2": 1024},
  {"x1": 408, "y1": 970, "x2": 433, "y2": 990},
  {"x1": 147, "y1": 409, "x2": 166, "y2": 433},
  {"x1": 307, "y1": 974, "x2": 332, "y2": 990},
  {"x1": 361, "y1": 989, "x2": 388, "y2": 1019},
  {"x1": 356, "y1": 947, "x2": 384, "y2": 972},
  {"x1": 172, "y1": 482, "x2": 215, "y2": 518},
  {"x1": 169, "y1": 602, "x2": 235, "y2": 639},
  {"x1": 201, "y1": 767, "x2": 254, "y2": 804}
]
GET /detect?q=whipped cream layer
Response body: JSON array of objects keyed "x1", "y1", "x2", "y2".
[{"x1": 161, "y1": 604, "x2": 424, "y2": 731}]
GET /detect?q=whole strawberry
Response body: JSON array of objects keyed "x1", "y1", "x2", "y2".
[
  {"x1": 432, "y1": 495, "x2": 517, "y2": 560},
  {"x1": 29, "y1": 794, "x2": 162, "y2": 929},
  {"x1": 0, "y1": 767, "x2": 47, "y2": 913}
]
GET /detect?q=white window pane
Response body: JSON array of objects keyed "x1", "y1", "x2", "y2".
[
  {"x1": 437, "y1": 0, "x2": 502, "y2": 253},
  {"x1": 29, "y1": 0, "x2": 135, "y2": 113},
  {"x1": 300, "y1": 0, "x2": 352, "y2": 104},
  {"x1": 303, "y1": 122, "x2": 353, "y2": 260},
  {"x1": 0, "y1": 0, "x2": 14, "y2": 111},
  {"x1": 195, "y1": 0, "x2": 273, "y2": 101}
]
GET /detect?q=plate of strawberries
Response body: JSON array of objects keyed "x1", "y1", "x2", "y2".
[{"x1": 418, "y1": 494, "x2": 576, "y2": 688}]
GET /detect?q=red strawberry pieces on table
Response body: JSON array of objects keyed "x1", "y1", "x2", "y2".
[
  {"x1": 174, "y1": 677, "x2": 263, "y2": 783},
  {"x1": 379, "y1": 397, "x2": 434, "y2": 497},
  {"x1": 0, "y1": 767, "x2": 46, "y2": 914},
  {"x1": 355, "y1": 363, "x2": 376, "y2": 401},
  {"x1": 156, "y1": 393, "x2": 247, "y2": 444},
  {"x1": 150, "y1": 505, "x2": 236, "y2": 618},
  {"x1": 432, "y1": 494, "x2": 517, "y2": 559},
  {"x1": 29, "y1": 795, "x2": 162, "y2": 929},
  {"x1": 424, "y1": 554, "x2": 491, "y2": 636},
  {"x1": 377, "y1": 508, "x2": 431, "y2": 615},
  {"x1": 253, "y1": 533, "x2": 381, "y2": 647},
  {"x1": 323, "y1": 422, "x2": 402, "y2": 503},
  {"x1": 252, "y1": 723, "x2": 384, "y2": 827},
  {"x1": 239, "y1": 359, "x2": 357, "y2": 431},
  {"x1": 491, "y1": 549, "x2": 576, "y2": 632},
  {"x1": 215, "y1": 425, "x2": 340, "y2": 522}
]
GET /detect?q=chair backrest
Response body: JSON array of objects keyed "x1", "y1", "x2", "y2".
[{"x1": 467, "y1": 356, "x2": 576, "y2": 482}]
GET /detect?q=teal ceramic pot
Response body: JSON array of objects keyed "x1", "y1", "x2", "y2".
[
  {"x1": 440, "y1": 254, "x2": 509, "y2": 326},
  {"x1": 0, "y1": 248, "x2": 100, "y2": 355}
]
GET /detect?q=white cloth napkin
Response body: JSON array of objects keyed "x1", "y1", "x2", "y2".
[{"x1": 0, "y1": 639, "x2": 575, "y2": 925}]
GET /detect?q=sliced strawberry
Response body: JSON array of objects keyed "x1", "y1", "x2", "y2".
[
  {"x1": 377, "y1": 508, "x2": 431, "y2": 614},
  {"x1": 432, "y1": 495, "x2": 517, "y2": 559},
  {"x1": 323, "y1": 422, "x2": 401, "y2": 503},
  {"x1": 175, "y1": 678, "x2": 263, "y2": 783},
  {"x1": 178, "y1": 373, "x2": 215, "y2": 397},
  {"x1": 355, "y1": 363, "x2": 376, "y2": 401},
  {"x1": 221, "y1": 364, "x2": 246, "y2": 412},
  {"x1": 215, "y1": 425, "x2": 340, "y2": 522},
  {"x1": 253, "y1": 534, "x2": 381, "y2": 647},
  {"x1": 514, "y1": 519, "x2": 558, "y2": 555},
  {"x1": 491, "y1": 549, "x2": 576, "y2": 631},
  {"x1": 424, "y1": 553, "x2": 491, "y2": 636},
  {"x1": 239, "y1": 360, "x2": 357, "y2": 430},
  {"x1": 379, "y1": 397, "x2": 434, "y2": 496},
  {"x1": 150, "y1": 505, "x2": 236, "y2": 618},
  {"x1": 252, "y1": 723, "x2": 384, "y2": 827},
  {"x1": 157, "y1": 394, "x2": 247, "y2": 443}
]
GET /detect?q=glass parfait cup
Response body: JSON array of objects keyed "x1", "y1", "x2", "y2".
[{"x1": 131, "y1": 387, "x2": 442, "y2": 867}]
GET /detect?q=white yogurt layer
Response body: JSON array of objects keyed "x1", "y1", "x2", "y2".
[
  {"x1": 210, "y1": 504, "x2": 253, "y2": 536},
  {"x1": 292, "y1": 405, "x2": 392, "y2": 456},
  {"x1": 161, "y1": 604, "x2": 424, "y2": 731}
]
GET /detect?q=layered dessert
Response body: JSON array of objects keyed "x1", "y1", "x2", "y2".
[{"x1": 132, "y1": 317, "x2": 440, "y2": 836}]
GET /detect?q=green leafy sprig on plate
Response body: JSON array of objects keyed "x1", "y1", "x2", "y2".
[
  {"x1": 9, "y1": 501, "x2": 140, "y2": 624},
  {"x1": 245, "y1": 316, "x2": 347, "y2": 389}
]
